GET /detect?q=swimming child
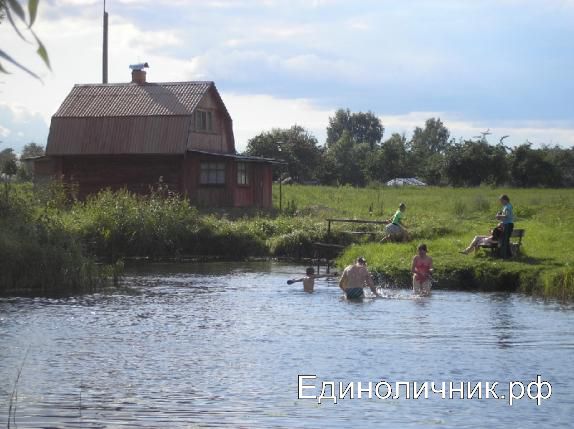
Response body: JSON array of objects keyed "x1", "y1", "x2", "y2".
[
  {"x1": 382, "y1": 203, "x2": 409, "y2": 243},
  {"x1": 411, "y1": 243, "x2": 433, "y2": 296},
  {"x1": 287, "y1": 267, "x2": 338, "y2": 293},
  {"x1": 339, "y1": 257, "x2": 380, "y2": 299}
]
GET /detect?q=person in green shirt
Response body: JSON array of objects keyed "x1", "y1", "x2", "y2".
[{"x1": 382, "y1": 203, "x2": 409, "y2": 242}]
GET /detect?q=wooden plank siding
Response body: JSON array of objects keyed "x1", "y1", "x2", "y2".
[
  {"x1": 61, "y1": 155, "x2": 183, "y2": 198},
  {"x1": 41, "y1": 79, "x2": 275, "y2": 209}
]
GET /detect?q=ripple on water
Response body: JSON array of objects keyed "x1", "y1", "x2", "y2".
[{"x1": 0, "y1": 262, "x2": 573, "y2": 428}]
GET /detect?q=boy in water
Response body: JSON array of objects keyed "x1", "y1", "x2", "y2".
[
  {"x1": 287, "y1": 267, "x2": 338, "y2": 293},
  {"x1": 411, "y1": 243, "x2": 433, "y2": 296},
  {"x1": 339, "y1": 257, "x2": 380, "y2": 299},
  {"x1": 382, "y1": 203, "x2": 410, "y2": 242}
]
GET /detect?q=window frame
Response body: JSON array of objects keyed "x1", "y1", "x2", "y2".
[
  {"x1": 200, "y1": 161, "x2": 226, "y2": 186},
  {"x1": 195, "y1": 109, "x2": 214, "y2": 133},
  {"x1": 237, "y1": 162, "x2": 250, "y2": 187}
]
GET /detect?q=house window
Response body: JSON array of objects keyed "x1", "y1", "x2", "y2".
[
  {"x1": 200, "y1": 162, "x2": 225, "y2": 185},
  {"x1": 237, "y1": 162, "x2": 249, "y2": 186},
  {"x1": 195, "y1": 110, "x2": 213, "y2": 132}
]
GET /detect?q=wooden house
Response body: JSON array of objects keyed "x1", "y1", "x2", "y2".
[{"x1": 39, "y1": 69, "x2": 278, "y2": 208}]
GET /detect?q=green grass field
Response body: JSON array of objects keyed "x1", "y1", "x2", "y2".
[
  {"x1": 274, "y1": 184, "x2": 574, "y2": 299},
  {"x1": 2, "y1": 182, "x2": 573, "y2": 298}
]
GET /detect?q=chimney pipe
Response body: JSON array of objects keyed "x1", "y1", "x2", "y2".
[
  {"x1": 129, "y1": 62, "x2": 149, "y2": 84},
  {"x1": 131, "y1": 69, "x2": 147, "y2": 84}
]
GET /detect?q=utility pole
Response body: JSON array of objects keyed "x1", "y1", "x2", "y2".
[{"x1": 102, "y1": 0, "x2": 109, "y2": 83}]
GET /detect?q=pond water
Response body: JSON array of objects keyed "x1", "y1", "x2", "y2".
[{"x1": 1, "y1": 262, "x2": 573, "y2": 428}]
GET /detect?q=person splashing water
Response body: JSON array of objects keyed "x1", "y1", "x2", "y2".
[
  {"x1": 411, "y1": 243, "x2": 433, "y2": 296},
  {"x1": 338, "y1": 257, "x2": 380, "y2": 300}
]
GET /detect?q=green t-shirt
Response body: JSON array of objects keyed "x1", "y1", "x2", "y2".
[{"x1": 391, "y1": 209, "x2": 403, "y2": 225}]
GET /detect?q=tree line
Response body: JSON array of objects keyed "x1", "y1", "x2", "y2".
[{"x1": 244, "y1": 109, "x2": 574, "y2": 188}]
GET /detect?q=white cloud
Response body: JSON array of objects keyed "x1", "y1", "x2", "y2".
[
  {"x1": 381, "y1": 111, "x2": 574, "y2": 147},
  {"x1": 222, "y1": 93, "x2": 333, "y2": 151},
  {"x1": 0, "y1": 125, "x2": 11, "y2": 138}
]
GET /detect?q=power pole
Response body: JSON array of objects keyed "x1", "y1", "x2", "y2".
[{"x1": 102, "y1": 0, "x2": 109, "y2": 83}]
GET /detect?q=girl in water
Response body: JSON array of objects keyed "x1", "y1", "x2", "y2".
[{"x1": 411, "y1": 243, "x2": 433, "y2": 296}]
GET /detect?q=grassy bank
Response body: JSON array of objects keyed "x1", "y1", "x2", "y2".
[
  {"x1": 1, "y1": 182, "x2": 573, "y2": 299},
  {"x1": 274, "y1": 185, "x2": 573, "y2": 300},
  {"x1": 0, "y1": 184, "x2": 119, "y2": 295}
]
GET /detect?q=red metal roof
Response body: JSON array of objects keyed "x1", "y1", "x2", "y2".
[
  {"x1": 46, "y1": 81, "x2": 234, "y2": 155},
  {"x1": 55, "y1": 81, "x2": 213, "y2": 117}
]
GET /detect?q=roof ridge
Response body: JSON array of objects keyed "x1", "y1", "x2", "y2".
[{"x1": 73, "y1": 81, "x2": 214, "y2": 88}]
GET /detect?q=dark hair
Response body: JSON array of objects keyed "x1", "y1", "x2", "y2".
[
  {"x1": 306, "y1": 267, "x2": 315, "y2": 275},
  {"x1": 418, "y1": 243, "x2": 428, "y2": 252},
  {"x1": 499, "y1": 194, "x2": 510, "y2": 203},
  {"x1": 492, "y1": 224, "x2": 503, "y2": 240},
  {"x1": 356, "y1": 257, "x2": 367, "y2": 265},
  {"x1": 399, "y1": 203, "x2": 406, "y2": 210}
]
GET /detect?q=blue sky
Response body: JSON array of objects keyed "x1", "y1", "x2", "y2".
[{"x1": 1, "y1": 0, "x2": 574, "y2": 152}]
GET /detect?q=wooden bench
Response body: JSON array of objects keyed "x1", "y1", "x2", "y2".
[{"x1": 480, "y1": 229, "x2": 525, "y2": 256}]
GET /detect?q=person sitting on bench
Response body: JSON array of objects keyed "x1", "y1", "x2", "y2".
[{"x1": 459, "y1": 223, "x2": 504, "y2": 255}]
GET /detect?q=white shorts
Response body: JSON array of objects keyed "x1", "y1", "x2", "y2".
[{"x1": 385, "y1": 223, "x2": 403, "y2": 237}]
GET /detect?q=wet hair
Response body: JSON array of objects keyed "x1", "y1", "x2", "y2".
[
  {"x1": 356, "y1": 257, "x2": 367, "y2": 265},
  {"x1": 418, "y1": 243, "x2": 428, "y2": 252},
  {"x1": 306, "y1": 267, "x2": 315, "y2": 275},
  {"x1": 499, "y1": 194, "x2": 510, "y2": 203},
  {"x1": 399, "y1": 203, "x2": 406, "y2": 210}
]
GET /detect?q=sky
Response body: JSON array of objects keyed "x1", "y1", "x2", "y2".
[{"x1": 1, "y1": 0, "x2": 574, "y2": 153}]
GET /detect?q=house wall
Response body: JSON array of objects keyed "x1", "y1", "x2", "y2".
[
  {"x1": 187, "y1": 89, "x2": 234, "y2": 154},
  {"x1": 61, "y1": 155, "x2": 183, "y2": 198},
  {"x1": 182, "y1": 155, "x2": 273, "y2": 208}
]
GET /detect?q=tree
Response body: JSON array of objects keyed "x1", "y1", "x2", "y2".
[
  {"x1": 0, "y1": 0, "x2": 50, "y2": 80},
  {"x1": 244, "y1": 125, "x2": 321, "y2": 181},
  {"x1": 443, "y1": 140, "x2": 508, "y2": 187},
  {"x1": 408, "y1": 118, "x2": 451, "y2": 183},
  {"x1": 0, "y1": 148, "x2": 17, "y2": 166},
  {"x1": 409, "y1": 117, "x2": 451, "y2": 157},
  {"x1": 326, "y1": 108, "x2": 384, "y2": 149},
  {"x1": 2, "y1": 158, "x2": 17, "y2": 176},
  {"x1": 364, "y1": 133, "x2": 410, "y2": 183},
  {"x1": 20, "y1": 142, "x2": 45, "y2": 159},
  {"x1": 322, "y1": 131, "x2": 370, "y2": 186},
  {"x1": 539, "y1": 145, "x2": 574, "y2": 187},
  {"x1": 509, "y1": 143, "x2": 561, "y2": 187}
]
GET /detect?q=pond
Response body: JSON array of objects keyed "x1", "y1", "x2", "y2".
[{"x1": 1, "y1": 262, "x2": 573, "y2": 428}]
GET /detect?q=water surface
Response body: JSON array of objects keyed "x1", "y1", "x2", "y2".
[{"x1": 1, "y1": 262, "x2": 573, "y2": 428}]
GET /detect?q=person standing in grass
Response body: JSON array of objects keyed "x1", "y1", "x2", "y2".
[
  {"x1": 411, "y1": 244, "x2": 433, "y2": 296},
  {"x1": 382, "y1": 203, "x2": 409, "y2": 242},
  {"x1": 495, "y1": 194, "x2": 514, "y2": 259},
  {"x1": 339, "y1": 257, "x2": 380, "y2": 299}
]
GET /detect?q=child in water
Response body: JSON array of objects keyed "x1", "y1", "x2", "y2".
[
  {"x1": 411, "y1": 243, "x2": 433, "y2": 296},
  {"x1": 287, "y1": 267, "x2": 338, "y2": 293}
]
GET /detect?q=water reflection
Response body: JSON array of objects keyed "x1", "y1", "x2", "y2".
[{"x1": 0, "y1": 262, "x2": 573, "y2": 428}]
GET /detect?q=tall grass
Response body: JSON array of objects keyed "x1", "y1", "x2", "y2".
[
  {"x1": 2, "y1": 182, "x2": 573, "y2": 299},
  {"x1": 0, "y1": 183, "x2": 115, "y2": 295}
]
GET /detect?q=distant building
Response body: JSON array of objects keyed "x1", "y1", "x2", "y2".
[
  {"x1": 36, "y1": 68, "x2": 278, "y2": 208},
  {"x1": 385, "y1": 177, "x2": 427, "y2": 187}
]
